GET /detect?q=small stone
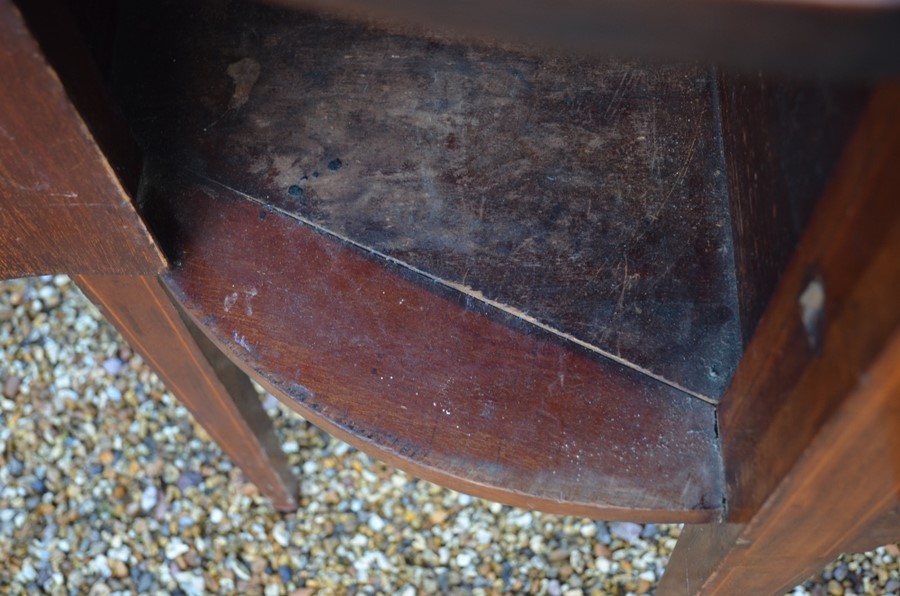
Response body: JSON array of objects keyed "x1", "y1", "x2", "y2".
[
  {"x1": 3, "y1": 375, "x2": 20, "y2": 398},
  {"x1": 109, "y1": 559, "x2": 128, "y2": 579},
  {"x1": 884, "y1": 578, "x2": 900, "y2": 592},
  {"x1": 7, "y1": 457, "x2": 24, "y2": 477},
  {"x1": 141, "y1": 485, "x2": 159, "y2": 512},
  {"x1": 456, "y1": 552, "x2": 473, "y2": 567},
  {"x1": 368, "y1": 514, "x2": 386, "y2": 532},
  {"x1": 833, "y1": 563, "x2": 849, "y2": 582},
  {"x1": 175, "y1": 572, "x2": 205, "y2": 596},
  {"x1": 209, "y1": 508, "x2": 224, "y2": 524},
  {"x1": 272, "y1": 522, "x2": 289, "y2": 547},
  {"x1": 828, "y1": 579, "x2": 843, "y2": 595},
  {"x1": 278, "y1": 565, "x2": 293, "y2": 584},
  {"x1": 580, "y1": 523, "x2": 597, "y2": 538},
  {"x1": 165, "y1": 538, "x2": 190, "y2": 560},
  {"x1": 609, "y1": 521, "x2": 643, "y2": 544},
  {"x1": 137, "y1": 572, "x2": 154, "y2": 592},
  {"x1": 102, "y1": 359, "x2": 123, "y2": 375},
  {"x1": 548, "y1": 579, "x2": 562, "y2": 596},
  {"x1": 177, "y1": 471, "x2": 204, "y2": 491}
]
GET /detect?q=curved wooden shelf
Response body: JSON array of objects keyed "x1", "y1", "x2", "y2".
[
  {"x1": 107, "y1": 0, "x2": 750, "y2": 520},
  {"x1": 154, "y1": 169, "x2": 723, "y2": 522}
]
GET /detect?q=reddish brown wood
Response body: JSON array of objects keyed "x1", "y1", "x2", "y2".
[
  {"x1": 658, "y1": 84, "x2": 900, "y2": 593},
  {"x1": 0, "y1": 0, "x2": 164, "y2": 278},
  {"x1": 74, "y1": 274, "x2": 299, "y2": 512},
  {"x1": 659, "y1": 329, "x2": 900, "y2": 594},
  {"x1": 718, "y1": 73, "x2": 868, "y2": 342},
  {"x1": 153, "y1": 168, "x2": 723, "y2": 522},
  {"x1": 112, "y1": 0, "x2": 742, "y2": 401},
  {"x1": 719, "y1": 84, "x2": 900, "y2": 521},
  {"x1": 847, "y1": 506, "x2": 900, "y2": 554}
]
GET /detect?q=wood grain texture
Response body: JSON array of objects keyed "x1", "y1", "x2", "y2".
[
  {"x1": 74, "y1": 275, "x2": 299, "y2": 512},
  {"x1": 111, "y1": 0, "x2": 741, "y2": 401},
  {"x1": 719, "y1": 72, "x2": 868, "y2": 342},
  {"x1": 718, "y1": 84, "x2": 900, "y2": 522},
  {"x1": 154, "y1": 168, "x2": 723, "y2": 522},
  {"x1": 657, "y1": 83, "x2": 900, "y2": 593},
  {"x1": 0, "y1": 0, "x2": 164, "y2": 279},
  {"x1": 659, "y1": 328, "x2": 900, "y2": 594}
]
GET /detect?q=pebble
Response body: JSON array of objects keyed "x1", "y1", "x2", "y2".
[
  {"x1": 0, "y1": 276, "x2": 895, "y2": 594},
  {"x1": 368, "y1": 514, "x2": 386, "y2": 532},
  {"x1": 164, "y1": 539, "x2": 190, "y2": 560},
  {"x1": 610, "y1": 521, "x2": 643, "y2": 544},
  {"x1": 141, "y1": 485, "x2": 159, "y2": 512}
]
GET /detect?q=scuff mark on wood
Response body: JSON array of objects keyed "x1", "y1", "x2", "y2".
[{"x1": 226, "y1": 57, "x2": 261, "y2": 111}]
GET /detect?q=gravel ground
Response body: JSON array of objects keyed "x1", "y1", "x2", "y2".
[{"x1": 0, "y1": 275, "x2": 897, "y2": 595}]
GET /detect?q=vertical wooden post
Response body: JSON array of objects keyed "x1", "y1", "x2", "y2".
[
  {"x1": 75, "y1": 275, "x2": 299, "y2": 512},
  {"x1": 659, "y1": 85, "x2": 900, "y2": 594}
]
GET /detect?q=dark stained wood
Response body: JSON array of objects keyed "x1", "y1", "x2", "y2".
[
  {"x1": 718, "y1": 84, "x2": 900, "y2": 521},
  {"x1": 112, "y1": 0, "x2": 742, "y2": 401},
  {"x1": 154, "y1": 168, "x2": 723, "y2": 522},
  {"x1": 74, "y1": 274, "x2": 299, "y2": 512},
  {"x1": 718, "y1": 72, "x2": 868, "y2": 342},
  {"x1": 265, "y1": 0, "x2": 900, "y2": 78},
  {"x1": 0, "y1": 0, "x2": 164, "y2": 278},
  {"x1": 658, "y1": 84, "x2": 900, "y2": 593},
  {"x1": 659, "y1": 329, "x2": 900, "y2": 594}
]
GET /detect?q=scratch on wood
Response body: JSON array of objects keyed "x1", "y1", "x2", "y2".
[{"x1": 186, "y1": 169, "x2": 717, "y2": 404}]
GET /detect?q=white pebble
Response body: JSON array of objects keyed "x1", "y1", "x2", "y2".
[
  {"x1": 368, "y1": 514, "x2": 386, "y2": 532},
  {"x1": 102, "y1": 359, "x2": 123, "y2": 375},
  {"x1": 272, "y1": 522, "x2": 289, "y2": 547},
  {"x1": 165, "y1": 538, "x2": 190, "y2": 560},
  {"x1": 175, "y1": 572, "x2": 205, "y2": 596},
  {"x1": 456, "y1": 551, "x2": 474, "y2": 567},
  {"x1": 140, "y1": 486, "x2": 158, "y2": 512}
]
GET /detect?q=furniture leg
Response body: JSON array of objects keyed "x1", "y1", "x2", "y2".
[
  {"x1": 73, "y1": 274, "x2": 299, "y2": 512},
  {"x1": 658, "y1": 329, "x2": 900, "y2": 594},
  {"x1": 658, "y1": 84, "x2": 900, "y2": 595}
]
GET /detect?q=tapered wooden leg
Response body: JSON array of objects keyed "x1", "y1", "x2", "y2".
[
  {"x1": 659, "y1": 330, "x2": 900, "y2": 595},
  {"x1": 73, "y1": 274, "x2": 299, "y2": 511}
]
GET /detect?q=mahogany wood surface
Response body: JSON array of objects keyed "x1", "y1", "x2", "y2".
[
  {"x1": 111, "y1": 0, "x2": 742, "y2": 402},
  {"x1": 658, "y1": 84, "x2": 900, "y2": 593},
  {"x1": 718, "y1": 73, "x2": 868, "y2": 342},
  {"x1": 659, "y1": 329, "x2": 900, "y2": 594},
  {"x1": 0, "y1": 0, "x2": 164, "y2": 279},
  {"x1": 719, "y1": 84, "x2": 900, "y2": 521},
  {"x1": 74, "y1": 275, "x2": 299, "y2": 512},
  {"x1": 151, "y1": 167, "x2": 723, "y2": 522}
]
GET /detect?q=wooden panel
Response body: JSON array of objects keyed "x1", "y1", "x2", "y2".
[
  {"x1": 155, "y1": 168, "x2": 724, "y2": 522},
  {"x1": 74, "y1": 275, "x2": 299, "y2": 512},
  {"x1": 265, "y1": 0, "x2": 900, "y2": 77},
  {"x1": 659, "y1": 329, "x2": 900, "y2": 594},
  {"x1": 0, "y1": 0, "x2": 164, "y2": 278},
  {"x1": 658, "y1": 83, "x2": 900, "y2": 595},
  {"x1": 111, "y1": 0, "x2": 742, "y2": 400},
  {"x1": 718, "y1": 84, "x2": 900, "y2": 521},
  {"x1": 719, "y1": 73, "x2": 868, "y2": 342}
]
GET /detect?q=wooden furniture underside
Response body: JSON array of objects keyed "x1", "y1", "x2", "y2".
[{"x1": 1, "y1": 0, "x2": 898, "y2": 592}]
